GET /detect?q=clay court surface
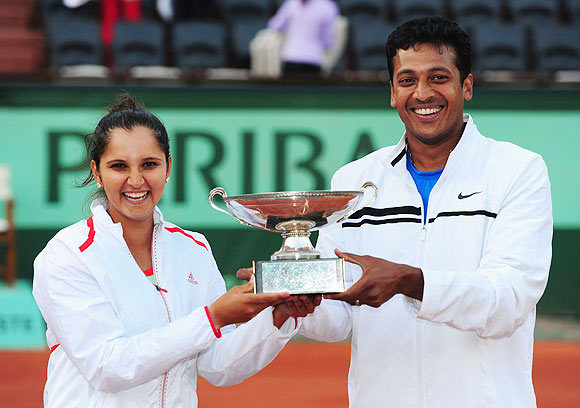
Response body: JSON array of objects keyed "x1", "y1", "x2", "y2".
[{"x1": 1, "y1": 340, "x2": 579, "y2": 407}]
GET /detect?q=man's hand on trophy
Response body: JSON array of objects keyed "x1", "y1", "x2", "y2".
[
  {"x1": 324, "y1": 249, "x2": 424, "y2": 308},
  {"x1": 208, "y1": 281, "x2": 290, "y2": 330},
  {"x1": 273, "y1": 294, "x2": 322, "y2": 328}
]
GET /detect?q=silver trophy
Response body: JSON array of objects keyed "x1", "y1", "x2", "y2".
[{"x1": 208, "y1": 182, "x2": 377, "y2": 294}]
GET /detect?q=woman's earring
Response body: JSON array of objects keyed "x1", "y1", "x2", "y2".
[
  {"x1": 96, "y1": 182, "x2": 102, "y2": 188},
  {"x1": 165, "y1": 177, "x2": 170, "y2": 183}
]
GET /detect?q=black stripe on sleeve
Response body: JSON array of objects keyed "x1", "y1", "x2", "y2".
[
  {"x1": 348, "y1": 206, "x2": 421, "y2": 219},
  {"x1": 342, "y1": 217, "x2": 422, "y2": 228},
  {"x1": 428, "y1": 210, "x2": 497, "y2": 223}
]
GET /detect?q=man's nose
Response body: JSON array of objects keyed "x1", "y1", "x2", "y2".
[{"x1": 414, "y1": 79, "x2": 435, "y2": 101}]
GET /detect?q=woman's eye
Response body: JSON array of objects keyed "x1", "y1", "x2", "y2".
[
  {"x1": 143, "y1": 162, "x2": 157, "y2": 168},
  {"x1": 111, "y1": 163, "x2": 126, "y2": 169}
]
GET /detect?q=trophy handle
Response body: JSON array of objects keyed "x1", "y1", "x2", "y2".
[
  {"x1": 208, "y1": 187, "x2": 252, "y2": 227},
  {"x1": 337, "y1": 181, "x2": 378, "y2": 223}
]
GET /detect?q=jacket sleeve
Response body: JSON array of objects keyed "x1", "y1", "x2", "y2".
[
  {"x1": 196, "y1": 307, "x2": 299, "y2": 386},
  {"x1": 415, "y1": 155, "x2": 553, "y2": 339},
  {"x1": 267, "y1": 0, "x2": 291, "y2": 32},
  {"x1": 299, "y1": 171, "x2": 353, "y2": 342},
  {"x1": 320, "y1": 2, "x2": 338, "y2": 51},
  {"x1": 33, "y1": 238, "x2": 220, "y2": 393},
  {"x1": 194, "y1": 238, "x2": 299, "y2": 386}
]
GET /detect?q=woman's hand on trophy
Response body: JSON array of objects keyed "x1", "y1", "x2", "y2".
[
  {"x1": 272, "y1": 295, "x2": 322, "y2": 329},
  {"x1": 236, "y1": 266, "x2": 322, "y2": 328},
  {"x1": 236, "y1": 267, "x2": 254, "y2": 282},
  {"x1": 208, "y1": 281, "x2": 290, "y2": 330}
]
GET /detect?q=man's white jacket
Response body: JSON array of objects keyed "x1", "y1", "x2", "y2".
[
  {"x1": 33, "y1": 200, "x2": 298, "y2": 407},
  {"x1": 300, "y1": 114, "x2": 553, "y2": 407}
]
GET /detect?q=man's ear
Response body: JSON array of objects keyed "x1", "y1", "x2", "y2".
[
  {"x1": 389, "y1": 82, "x2": 396, "y2": 108},
  {"x1": 463, "y1": 74, "x2": 474, "y2": 101}
]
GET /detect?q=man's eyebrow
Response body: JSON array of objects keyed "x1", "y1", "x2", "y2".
[
  {"x1": 396, "y1": 69, "x2": 415, "y2": 76},
  {"x1": 428, "y1": 66, "x2": 453, "y2": 73},
  {"x1": 396, "y1": 66, "x2": 453, "y2": 77}
]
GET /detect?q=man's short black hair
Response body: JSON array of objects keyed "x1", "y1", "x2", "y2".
[{"x1": 386, "y1": 17, "x2": 472, "y2": 84}]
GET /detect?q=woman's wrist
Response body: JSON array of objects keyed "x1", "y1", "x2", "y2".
[{"x1": 205, "y1": 305, "x2": 223, "y2": 337}]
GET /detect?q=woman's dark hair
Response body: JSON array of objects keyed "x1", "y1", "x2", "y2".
[
  {"x1": 81, "y1": 93, "x2": 170, "y2": 190},
  {"x1": 386, "y1": 17, "x2": 472, "y2": 84}
]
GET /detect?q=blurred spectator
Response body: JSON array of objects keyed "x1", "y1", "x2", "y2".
[
  {"x1": 268, "y1": 0, "x2": 339, "y2": 76},
  {"x1": 100, "y1": 0, "x2": 142, "y2": 49}
]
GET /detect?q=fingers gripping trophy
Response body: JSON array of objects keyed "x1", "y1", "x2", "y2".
[{"x1": 209, "y1": 183, "x2": 377, "y2": 294}]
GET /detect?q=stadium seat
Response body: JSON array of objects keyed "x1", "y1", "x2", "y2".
[
  {"x1": 173, "y1": 21, "x2": 226, "y2": 70},
  {"x1": 39, "y1": 0, "x2": 70, "y2": 17},
  {"x1": 472, "y1": 23, "x2": 527, "y2": 72},
  {"x1": 450, "y1": 0, "x2": 503, "y2": 25},
  {"x1": 531, "y1": 23, "x2": 580, "y2": 72},
  {"x1": 112, "y1": 21, "x2": 165, "y2": 70},
  {"x1": 46, "y1": 16, "x2": 103, "y2": 67},
  {"x1": 351, "y1": 21, "x2": 396, "y2": 70},
  {"x1": 219, "y1": 0, "x2": 270, "y2": 23},
  {"x1": 340, "y1": 0, "x2": 387, "y2": 24},
  {"x1": 231, "y1": 18, "x2": 268, "y2": 66},
  {"x1": 392, "y1": 0, "x2": 446, "y2": 22},
  {"x1": 140, "y1": 0, "x2": 157, "y2": 18},
  {"x1": 40, "y1": 0, "x2": 97, "y2": 20},
  {"x1": 510, "y1": 0, "x2": 559, "y2": 27}
]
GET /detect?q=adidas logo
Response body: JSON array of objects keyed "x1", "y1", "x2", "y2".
[{"x1": 187, "y1": 272, "x2": 198, "y2": 285}]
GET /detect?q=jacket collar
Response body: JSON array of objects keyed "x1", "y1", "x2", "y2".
[
  {"x1": 90, "y1": 198, "x2": 164, "y2": 232},
  {"x1": 382, "y1": 113, "x2": 478, "y2": 174}
]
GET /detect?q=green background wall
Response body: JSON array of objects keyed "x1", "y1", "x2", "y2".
[{"x1": 1, "y1": 84, "x2": 578, "y2": 314}]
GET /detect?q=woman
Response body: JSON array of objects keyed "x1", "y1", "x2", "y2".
[{"x1": 32, "y1": 95, "x2": 316, "y2": 407}]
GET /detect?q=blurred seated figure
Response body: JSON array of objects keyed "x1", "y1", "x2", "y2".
[
  {"x1": 0, "y1": 164, "x2": 15, "y2": 286},
  {"x1": 267, "y1": 0, "x2": 339, "y2": 76}
]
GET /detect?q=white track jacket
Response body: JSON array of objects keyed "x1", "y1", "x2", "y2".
[
  {"x1": 300, "y1": 115, "x2": 553, "y2": 407},
  {"x1": 33, "y1": 200, "x2": 298, "y2": 407}
]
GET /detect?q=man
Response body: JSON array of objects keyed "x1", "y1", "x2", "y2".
[
  {"x1": 267, "y1": 0, "x2": 339, "y2": 76},
  {"x1": 299, "y1": 17, "x2": 552, "y2": 407}
]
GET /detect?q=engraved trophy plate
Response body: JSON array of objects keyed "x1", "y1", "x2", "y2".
[
  {"x1": 254, "y1": 259, "x2": 345, "y2": 294},
  {"x1": 209, "y1": 183, "x2": 377, "y2": 294}
]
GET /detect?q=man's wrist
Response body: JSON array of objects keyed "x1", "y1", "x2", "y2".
[
  {"x1": 399, "y1": 265, "x2": 424, "y2": 301},
  {"x1": 272, "y1": 307, "x2": 290, "y2": 329}
]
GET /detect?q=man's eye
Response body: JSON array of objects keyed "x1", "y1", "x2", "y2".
[
  {"x1": 433, "y1": 75, "x2": 448, "y2": 81},
  {"x1": 399, "y1": 78, "x2": 413, "y2": 85}
]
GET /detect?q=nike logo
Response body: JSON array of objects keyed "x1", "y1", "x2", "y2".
[{"x1": 458, "y1": 191, "x2": 482, "y2": 199}]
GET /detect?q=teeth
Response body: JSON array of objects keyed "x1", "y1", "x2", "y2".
[
  {"x1": 415, "y1": 107, "x2": 441, "y2": 115},
  {"x1": 123, "y1": 192, "x2": 148, "y2": 200}
]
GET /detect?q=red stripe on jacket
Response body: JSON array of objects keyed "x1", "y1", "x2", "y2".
[
  {"x1": 165, "y1": 227, "x2": 208, "y2": 250},
  {"x1": 79, "y1": 217, "x2": 95, "y2": 252}
]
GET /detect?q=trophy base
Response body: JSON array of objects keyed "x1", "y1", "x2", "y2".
[{"x1": 253, "y1": 258, "x2": 345, "y2": 294}]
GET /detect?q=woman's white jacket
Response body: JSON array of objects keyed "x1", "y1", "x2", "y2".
[{"x1": 33, "y1": 200, "x2": 298, "y2": 407}]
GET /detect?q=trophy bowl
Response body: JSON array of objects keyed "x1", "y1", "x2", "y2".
[{"x1": 209, "y1": 182, "x2": 377, "y2": 294}]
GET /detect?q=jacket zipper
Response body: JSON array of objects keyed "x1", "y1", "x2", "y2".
[
  {"x1": 151, "y1": 224, "x2": 172, "y2": 408},
  {"x1": 417, "y1": 209, "x2": 426, "y2": 407}
]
